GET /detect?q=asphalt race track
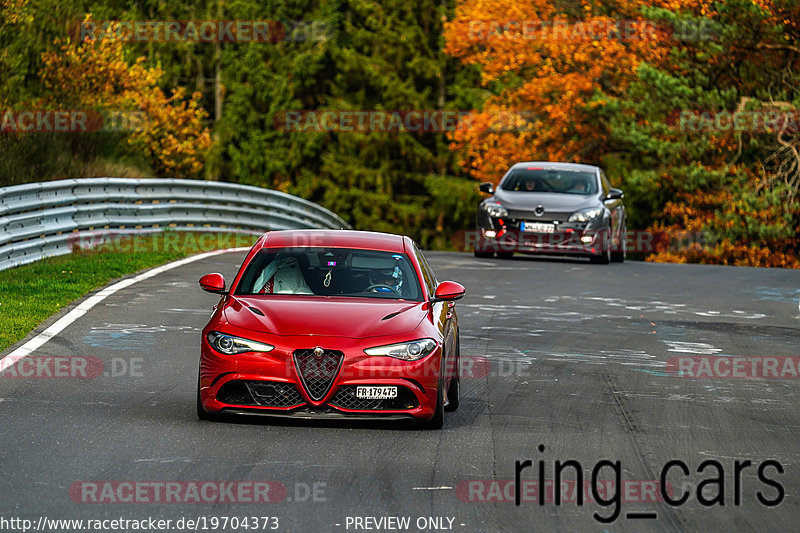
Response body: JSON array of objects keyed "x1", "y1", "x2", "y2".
[{"x1": 1, "y1": 251, "x2": 799, "y2": 532}]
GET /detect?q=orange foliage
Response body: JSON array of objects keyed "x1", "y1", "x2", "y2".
[
  {"x1": 647, "y1": 172, "x2": 800, "y2": 267},
  {"x1": 0, "y1": 0, "x2": 30, "y2": 25},
  {"x1": 648, "y1": 239, "x2": 800, "y2": 268},
  {"x1": 39, "y1": 16, "x2": 212, "y2": 178},
  {"x1": 646, "y1": 0, "x2": 717, "y2": 16},
  {"x1": 445, "y1": 0, "x2": 670, "y2": 184},
  {"x1": 643, "y1": 0, "x2": 800, "y2": 267}
]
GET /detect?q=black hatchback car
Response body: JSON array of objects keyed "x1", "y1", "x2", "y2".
[{"x1": 473, "y1": 162, "x2": 626, "y2": 263}]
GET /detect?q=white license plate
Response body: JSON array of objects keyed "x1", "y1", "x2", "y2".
[
  {"x1": 356, "y1": 386, "x2": 397, "y2": 399},
  {"x1": 521, "y1": 222, "x2": 555, "y2": 233}
]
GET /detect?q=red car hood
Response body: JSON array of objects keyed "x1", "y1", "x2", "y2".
[{"x1": 223, "y1": 295, "x2": 428, "y2": 339}]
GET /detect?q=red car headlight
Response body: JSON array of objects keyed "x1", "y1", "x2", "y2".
[
  {"x1": 206, "y1": 331, "x2": 274, "y2": 355},
  {"x1": 363, "y1": 339, "x2": 437, "y2": 361}
]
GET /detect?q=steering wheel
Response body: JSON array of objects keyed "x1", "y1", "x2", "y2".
[{"x1": 365, "y1": 284, "x2": 399, "y2": 294}]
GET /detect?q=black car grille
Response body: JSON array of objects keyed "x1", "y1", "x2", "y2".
[
  {"x1": 293, "y1": 349, "x2": 344, "y2": 401},
  {"x1": 217, "y1": 380, "x2": 305, "y2": 408},
  {"x1": 506, "y1": 230, "x2": 580, "y2": 245},
  {"x1": 247, "y1": 382, "x2": 305, "y2": 407},
  {"x1": 329, "y1": 385, "x2": 419, "y2": 411},
  {"x1": 217, "y1": 381, "x2": 251, "y2": 405},
  {"x1": 215, "y1": 378, "x2": 419, "y2": 413},
  {"x1": 506, "y1": 209, "x2": 571, "y2": 223}
]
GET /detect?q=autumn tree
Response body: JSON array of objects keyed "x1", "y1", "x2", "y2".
[
  {"x1": 39, "y1": 16, "x2": 212, "y2": 179},
  {"x1": 444, "y1": 0, "x2": 670, "y2": 183},
  {"x1": 618, "y1": 0, "x2": 800, "y2": 266}
]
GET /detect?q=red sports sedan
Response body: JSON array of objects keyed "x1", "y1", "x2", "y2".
[{"x1": 197, "y1": 230, "x2": 465, "y2": 429}]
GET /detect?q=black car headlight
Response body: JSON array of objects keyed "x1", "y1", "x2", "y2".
[
  {"x1": 482, "y1": 202, "x2": 508, "y2": 218},
  {"x1": 206, "y1": 331, "x2": 274, "y2": 355},
  {"x1": 568, "y1": 207, "x2": 604, "y2": 222},
  {"x1": 364, "y1": 339, "x2": 437, "y2": 361}
]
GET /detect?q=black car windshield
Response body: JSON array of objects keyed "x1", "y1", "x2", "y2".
[
  {"x1": 500, "y1": 168, "x2": 598, "y2": 195},
  {"x1": 235, "y1": 247, "x2": 423, "y2": 301}
]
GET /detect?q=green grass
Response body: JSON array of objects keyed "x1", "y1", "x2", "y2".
[{"x1": 0, "y1": 231, "x2": 256, "y2": 352}]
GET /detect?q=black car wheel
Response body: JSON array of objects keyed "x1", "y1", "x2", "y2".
[{"x1": 474, "y1": 250, "x2": 495, "y2": 258}]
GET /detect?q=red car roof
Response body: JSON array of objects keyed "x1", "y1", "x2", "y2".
[{"x1": 259, "y1": 229, "x2": 408, "y2": 253}]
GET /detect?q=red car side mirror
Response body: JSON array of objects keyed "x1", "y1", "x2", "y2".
[
  {"x1": 432, "y1": 281, "x2": 466, "y2": 302},
  {"x1": 199, "y1": 273, "x2": 226, "y2": 294}
]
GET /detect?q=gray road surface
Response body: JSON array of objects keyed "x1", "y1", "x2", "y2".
[{"x1": 1, "y1": 251, "x2": 798, "y2": 532}]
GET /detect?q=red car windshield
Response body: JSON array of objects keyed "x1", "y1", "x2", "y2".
[{"x1": 235, "y1": 247, "x2": 423, "y2": 301}]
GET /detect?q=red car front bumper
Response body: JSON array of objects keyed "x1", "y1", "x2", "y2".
[{"x1": 199, "y1": 328, "x2": 443, "y2": 421}]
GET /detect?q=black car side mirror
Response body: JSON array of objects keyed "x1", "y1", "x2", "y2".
[
  {"x1": 479, "y1": 182, "x2": 494, "y2": 194},
  {"x1": 605, "y1": 188, "x2": 624, "y2": 200}
]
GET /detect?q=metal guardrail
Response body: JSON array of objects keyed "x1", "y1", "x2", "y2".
[{"x1": 0, "y1": 178, "x2": 351, "y2": 271}]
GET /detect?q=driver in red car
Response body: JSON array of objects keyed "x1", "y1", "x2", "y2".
[{"x1": 368, "y1": 266, "x2": 404, "y2": 294}]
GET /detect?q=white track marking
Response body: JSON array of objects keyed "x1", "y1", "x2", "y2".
[
  {"x1": 662, "y1": 341, "x2": 722, "y2": 354},
  {"x1": 0, "y1": 247, "x2": 249, "y2": 374},
  {"x1": 543, "y1": 295, "x2": 766, "y2": 319}
]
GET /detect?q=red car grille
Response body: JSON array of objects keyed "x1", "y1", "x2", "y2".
[{"x1": 293, "y1": 349, "x2": 344, "y2": 401}]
